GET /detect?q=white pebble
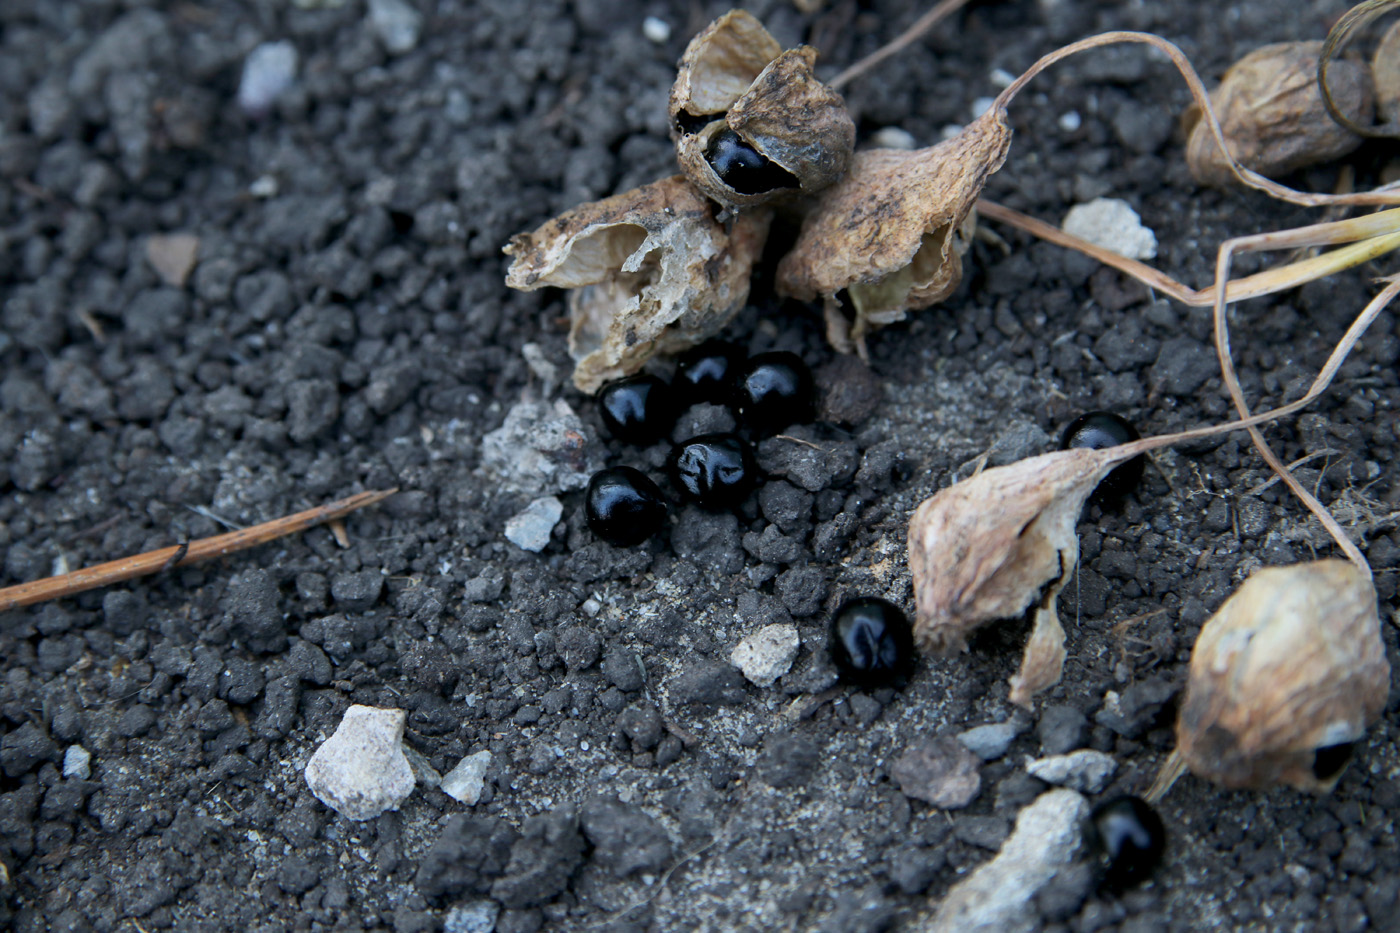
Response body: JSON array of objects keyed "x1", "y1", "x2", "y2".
[
  {"x1": 238, "y1": 41, "x2": 298, "y2": 117},
  {"x1": 957, "y1": 722, "x2": 1025, "y2": 761},
  {"x1": 869, "y1": 126, "x2": 918, "y2": 150},
  {"x1": 1026, "y1": 749, "x2": 1118, "y2": 793},
  {"x1": 1058, "y1": 110, "x2": 1082, "y2": 132},
  {"x1": 440, "y1": 750, "x2": 492, "y2": 805},
  {"x1": 642, "y1": 16, "x2": 672, "y2": 43},
  {"x1": 730, "y1": 623, "x2": 800, "y2": 687},
  {"x1": 989, "y1": 68, "x2": 1017, "y2": 89},
  {"x1": 1061, "y1": 197, "x2": 1158, "y2": 260},
  {"x1": 249, "y1": 175, "x2": 279, "y2": 198},
  {"x1": 504, "y1": 496, "x2": 564, "y2": 552},
  {"x1": 368, "y1": 0, "x2": 422, "y2": 55},
  {"x1": 304, "y1": 705, "x2": 415, "y2": 821},
  {"x1": 63, "y1": 745, "x2": 92, "y2": 780},
  {"x1": 971, "y1": 97, "x2": 996, "y2": 119},
  {"x1": 445, "y1": 901, "x2": 500, "y2": 933}
]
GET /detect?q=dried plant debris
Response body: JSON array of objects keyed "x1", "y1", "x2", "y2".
[
  {"x1": 1185, "y1": 41, "x2": 1374, "y2": 188},
  {"x1": 504, "y1": 175, "x2": 770, "y2": 393},
  {"x1": 1174, "y1": 559, "x2": 1388, "y2": 793},
  {"x1": 907, "y1": 445, "x2": 1137, "y2": 707},
  {"x1": 776, "y1": 106, "x2": 1011, "y2": 352},
  {"x1": 670, "y1": 9, "x2": 854, "y2": 210}
]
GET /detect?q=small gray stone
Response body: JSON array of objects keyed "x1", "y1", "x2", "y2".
[
  {"x1": 957, "y1": 721, "x2": 1025, "y2": 761},
  {"x1": 730, "y1": 623, "x2": 800, "y2": 687},
  {"x1": 445, "y1": 901, "x2": 501, "y2": 933},
  {"x1": 928, "y1": 789, "x2": 1090, "y2": 933},
  {"x1": 441, "y1": 750, "x2": 492, "y2": 806},
  {"x1": 987, "y1": 421, "x2": 1050, "y2": 467},
  {"x1": 304, "y1": 705, "x2": 415, "y2": 821},
  {"x1": 1026, "y1": 750, "x2": 1118, "y2": 793},
  {"x1": 63, "y1": 745, "x2": 92, "y2": 780},
  {"x1": 479, "y1": 399, "x2": 605, "y2": 496},
  {"x1": 368, "y1": 0, "x2": 422, "y2": 54},
  {"x1": 239, "y1": 40, "x2": 298, "y2": 116},
  {"x1": 1037, "y1": 705, "x2": 1089, "y2": 755},
  {"x1": 504, "y1": 497, "x2": 563, "y2": 553},
  {"x1": 891, "y1": 736, "x2": 981, "y2": 809}
]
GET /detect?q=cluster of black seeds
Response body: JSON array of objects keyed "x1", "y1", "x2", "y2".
[{"x1": 583, "y1": 341, "x2": 818, "y2": 547}]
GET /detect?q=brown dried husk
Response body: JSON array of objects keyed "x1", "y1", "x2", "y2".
[
  {"x1": 907, "y1": 445, "x2": 1135, "y2": 707},
  {"x1": 1374, "y1": 19, "x2": 1400, "y2": 123},
  {"x1": 1175, "y1": 559, "x2": 1389, "y2": 793},
  {"x1": 670, "y1": 11, "x2": 855, "y2": 210},
  {"x1": 1185, "y1": 41, "x2": 1374, "y2": 188},
  {"x1": 504, "y1": 175, "x2": 770, "y2": 393},
  {"x1": 775, "y1": 106, "x2": 1011, "y2": 352}
]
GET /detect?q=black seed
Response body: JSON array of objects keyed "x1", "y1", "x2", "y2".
[
  {"x1": 1311, "y1": 742, "x2": 1354, "y2": 781},
  {"x1": 828, "y1": 597, "x2": 915, "y2": 689},
  {"x1": 731, "y1": 351, "x2": 816, "y2": 433},
  {"x1": 1060, "y1": 411, "x2": 1144, "y2": 504},
  {"x1": 705, "y1": 129, "x2": 799, "y2": 195},
  {"x1": 1086, "y1": 795, "x2": 1165, "y2": 890},
  {"x1": 675, "y1": 340, "x2": 744, "y2": 407},
  {"x1": 585, "y1": 467, "x2": 668, "y2": 547},
  {"x1": 598, "y1": 374, "x2": 675, "y2": 445},
  {"x1": 669, "y1": 433, "x2": 757, "y2": 509}
]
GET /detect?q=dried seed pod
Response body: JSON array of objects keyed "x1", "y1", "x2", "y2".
[
  {"x1": 670, "y1": 10, "x2": 855, "y2": 210},
  {"x1": 504, "y1": 175, "x2": 771, "y2": 393},
  {"x1": 1175, "y1": 559, "x2": 1388, "y2": 793},
  {"x1": 776, "y1": 106, "x2": 1011, "y2": 352},
  {"x1": 1373, "y1": 19, "x2": 1400, "y2": 123},
  {"x1": 907, "y1": 445, "x2": 1135, "y2": 707},
  {"x1": 1185, "y1": 41, "x2": 1374, "y2": 188}
]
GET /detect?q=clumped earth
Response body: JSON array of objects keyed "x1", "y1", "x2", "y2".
[{"x1": 4, "y1": 1, "x2": 1400, "y2": 931}]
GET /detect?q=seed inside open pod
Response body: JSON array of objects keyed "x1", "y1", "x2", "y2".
[
  {"x1": 1184, "y1": 41, "x2": 1374, "y2": 188},
  {"x1": 907, "y1": 444, "x2": 1137, "y2": 707},
  {"x1": 669, "y1": 9, "x2": 855, "y2": 210},
  {"x1": 504, "y1": 175, "x2": 771, "y2": 393},
  {"x1": 1173, "y1": 559, "x2": 1388, "y2": 793},
  {"x1": 776, "y1": 106, "x2": 1011, "y2": 353}
]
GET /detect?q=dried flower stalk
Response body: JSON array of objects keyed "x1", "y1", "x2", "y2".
[
  {"x1": 1174, "y1": 560, "x2": 1388, "y2": 792},
  {"x1": 504, "y1": 175, "x2": 770, "y2": 393}
]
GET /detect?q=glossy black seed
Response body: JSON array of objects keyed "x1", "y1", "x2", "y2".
[
  {"x1": 598, "y1": 375, "x2": 675, "y2": 445},
  {"x1": 1311, "y1": 742, "x2": 1354, "y2": 781},
  {"x1": 1060, "y1": 411, "x2": 1144, "y2": 504},
  {"x1": 1086, "y1": 795, "x2": 1166, "y2": 890},
  {"x1": 705, "y1": 129, "x2": 798, "y2": 195},
  {"x1": 731, "y1": 351, "x2": 816, "y2": 432},
  {"x1": 585, "y1": 467, "x2": 668, "y2": 547},
  {"x1": 675, "y1": 341, "x2": 743, "y2": 406},
  {"x1": 669, "y1": 433, "x2": 757, "y2": 509},
  {"x1": 828, "y1": 597, "x2": 915, "y2": 689}
]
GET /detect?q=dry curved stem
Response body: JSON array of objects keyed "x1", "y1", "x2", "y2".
[
  {"x1": 827, "y1": 0, "x2": 975, "y2": 91},
  {"x1": 1320, "y1": 0, "x2": 1400, "y2": 139},
  {"x1": 0, "y1": 489, "x2": 397, "y2": 612},
  {"x1": 993, "y1": 31, "x2": 1400, "y2": 207}
]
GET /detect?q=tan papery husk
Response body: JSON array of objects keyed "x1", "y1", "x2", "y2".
[
  {"x1": 1185, "y1": 41, "x2": 1374, "y2": 188},
  {"x1": 775, "y1": 106, "x2": 1011, "y2": 351},
  {"x1": 670, "y1": 11, "x2": 855, "y2": 210},
  {"x1": 1374, "y1": 19, "x2": 1400, "y2": 123},
  {"x1": 907, "y1": 445, "x2": 1135, "y2": 706},
  {"x1": 504, "y1": 175, "x2": 770, "y2": 393},
  {"x1": 1175, "y1": 559, "x2": 1389, "y2": 793}
]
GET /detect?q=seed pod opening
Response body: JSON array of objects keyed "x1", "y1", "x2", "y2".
[
  {"x1": 504, "y1": 175, "x2": 771, "y2": 393},
  {"x1": 776, "y1": 106, "x2": 1011, "y2": 352},
  {"x1": 1175, "y1": 559, "x2": 1388, "y2": 793},
  {"x1": 907, "y1": 445, "x2": 1135, "y2": 707},
  {"x1": 1185, "y1": 41, "x2": 1374, "y2": 188},
  {"x1": 670, "y1": 10, "x2": 855, "y2": 210}
]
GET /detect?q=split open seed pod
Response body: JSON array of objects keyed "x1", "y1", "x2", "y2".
[
  {"x1": 1185, "y1": 41, "x2": 1374, "y2": 188},
  {"x1": 1173, "y1": 559, "x2": 1388, "y2": 793},
  {"x1": 504, "y1": 175, "x2": 770, "y2": 393},
  {"x1": 776, "y1": 106, "x2": 1011, "y2": 353},
  {"x1": 907, "y1": 445, "x2": 1138, "y2": 707},
  {"x1": 1374, "y1": 19, "x2": 1400, "y2": 123},
  {"x1": 669, "y1": 9, "x2": 855, "y2": 210}
]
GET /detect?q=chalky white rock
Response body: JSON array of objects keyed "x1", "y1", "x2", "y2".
[{"x1": 304, "y1": 705, "x2": 415, "y2": 821}]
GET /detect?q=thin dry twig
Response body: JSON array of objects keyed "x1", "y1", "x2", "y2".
[
  {"x1": 827, "y1": 0, "x2": 975, "y2": 91},
  {"x1": 0, "y1": 489, "x2": 397, "y2": 613}
]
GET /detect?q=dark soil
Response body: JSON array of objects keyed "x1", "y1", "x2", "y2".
[{"x1": 4, "y1": 1, "x2": 1400, "y2": 931}]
